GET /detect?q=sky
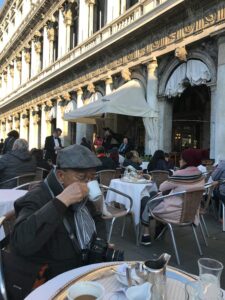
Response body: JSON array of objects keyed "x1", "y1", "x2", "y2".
[{"x1": 0, "y1": 0, "x2": 4, "y2": 8}]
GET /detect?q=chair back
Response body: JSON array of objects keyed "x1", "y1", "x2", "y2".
[
  {"x1": 180, "y1": 189, "x2": 204, "y2": 223},
  {"x1": 149, "y1": 170, "x2": 169, "y2": 188},
  {"x1": 202, "y1": 181, "x2": 218, "y2": 211},
  {"x1": 34, "y1": 167, "x2": 49, "y2": 181},
  {"x1": 0, "y1": 173, "x2": 36, "y2": 189},
  {"x1": 96, "y1": 170, "x2": 116, "y2": 186},
  {"x1": 13, "y1": 181, "x2": 41, "y2": 191},
  {"x1": 115, "y1": 168, "x2": 122, "y2": 179}
]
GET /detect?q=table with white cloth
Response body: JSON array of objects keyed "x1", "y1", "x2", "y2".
[
  {"x1": 26, "y1": 262, "x2": 225, "y2": 300},
  {"x1": 105, "y1": 179, "x2": 158, "y2": 244},
  {"x1": 0, "y1": 189, "x2": 27, "y2": 239},
  {"x1": 140, "y1": 161, "x2": 149, "y2": 170}
]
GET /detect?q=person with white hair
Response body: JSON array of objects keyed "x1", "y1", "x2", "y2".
[{"x1": 0, "y1": 138, "x2": 36, "y2": 188}]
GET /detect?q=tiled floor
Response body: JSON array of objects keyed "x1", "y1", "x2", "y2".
[{"x1": 109, "y1": 214, "x2": 225, "y2": 289}]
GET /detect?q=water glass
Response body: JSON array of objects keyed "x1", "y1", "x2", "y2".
[{"x1": 198, "y1": 258, "x2": 223, "y2": 300}]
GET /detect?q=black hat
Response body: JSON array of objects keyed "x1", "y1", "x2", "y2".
[{"x1": 56, "y1": 144, "x2": 102, "y2": 169}]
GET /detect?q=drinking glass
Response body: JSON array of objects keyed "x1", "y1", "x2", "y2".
[{"x1": 198, "y1": 258, "x2": 223, "y2": 300}]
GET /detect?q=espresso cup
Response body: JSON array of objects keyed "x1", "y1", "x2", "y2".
[
  {"x1": 87, "y1": 180, "x2": 102, "y2": 202},
  {"x1": 67, "y1": 281, "x2": 105, "y2": 300}
]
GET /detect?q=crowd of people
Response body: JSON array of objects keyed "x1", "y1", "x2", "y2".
[{"x1": 0, "y1": 127, "x2": 224, "y2": 299}]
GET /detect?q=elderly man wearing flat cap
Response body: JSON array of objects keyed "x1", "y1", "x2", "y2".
[{"x1": 10, "y1": 145, "x2": 108, "y2": 289}]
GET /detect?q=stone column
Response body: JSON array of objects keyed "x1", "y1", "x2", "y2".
[
  {"x1": 214, "y1": 36, "x2": 225, "y2": 161},
  {"x1": 107, "y1": 0, "x2": 120, "y2": 23},
  {"x1": 41, "y1": 103, "x2": 48, "y2": 148},
  {"x1": 76, "y1": 88, "x2": 87, "y2": 144},
  {"x1": 32, "y1": 107, "x2": 40, "y2": 149},
  {"x1": 210, "y1": 86, "x2": 216, "y2": 159},
  {"x1": 88, "y1": 0, "x2": 95, "y2": 37},
  {"x1": 58, "y1": 8, "x2": 67, "y2": 58},
  {"x1": 13, "y1": 113, "x2": 20, "y2": 134},
  {"x1": 6, "y1": 116, "x2": 13, "y2": 133},
  {"x1": 121, "y1": 0, "x2": 127, "y2": 14},
  {"x1": 78, "y1": 0, "x2": 89, "y2": 43},
  {"x1": 14, "y1": 56, "x2": 21, "y2": 88},
  {"x1": 47, "y1": 23, "x2": 55, "y2": 64},
  {"x1": 43, "y1": 25, "x2": 50, "y2": 69},
  {"x1": 31, "y1": 33, "x2": 42, "y2": 77},
  {"x1": 21, "y1": 48, "x2": 30, "y2": 83},
  {"x1": 7, "y1": 66, "x2": 13, "y2": 93},
  {"x1": 56, "y1": 96, "x2": 69, "y2": 147},
  {"x1": 64, "y1": 8, "x2": 73, "y2": 52},
  {"x1": 20, "y1": 111, "x2": 29, "y2": 141},
  {"x1": 158, "y1": 98, "x2": 173, "y2": 152},
  {"x1": 105, "y1": 76, "x2": 113, "y2": 94},
  {"x1": 144, "y1": 58, "x2": 159, "y2": 155}
]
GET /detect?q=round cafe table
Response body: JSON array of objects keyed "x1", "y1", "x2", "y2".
[{"x1": 25, "y1": 262, "x2": 222, "y2": 300}]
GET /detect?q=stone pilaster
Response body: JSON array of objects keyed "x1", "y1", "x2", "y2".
[
  {"x1": 210, "y1": 86, "x2": 216, "y2": 159},
  {"x1": 21, "y1": 48, "x2": 30, "y2": 83},
  {"x1": 64, "y1": 8, "x2": 73, "y2": 52},
  {"x1": 58, "y1": 8, "x2": 67, "y2": 58},
  {"x1": 87, "y1": 0, "x2": 95, "y2": 37},
  {"x1": 41, "y1": 103, "x2": 48, "y2": 148},
  {"x1": 107, "y1": 0, "x2": 120, "y2": 23},
  {"x1": 214, "y1": 35, "x2": 225, "y2": 161},
  {"x1": 43, "y1": 25, "x2": 50, "y2": 69},
  {"x1": 78, "y1": 1, "x2": 89, "y2": 43},
  {"x1": 105, "y1": 76, "x2": 113, "y2": 95},
  {"x1": 20, "y1": 111, "x2": 29, "y2": 140},
  {"x1": 144, "y1": 58, "x2": 159, "y2": 155},
  {"x1": 47, "y1": 22, "x2": 55, "y2": 64},
  {"x1": 76, "y1": 88, "x2": 87, "y2": 144}
]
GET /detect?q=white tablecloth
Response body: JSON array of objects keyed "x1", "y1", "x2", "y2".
[
  {"x1": 140, "y1": 161, "x2": 149, "y2": 170},
  {"x1": 0, "y1": 189, "x2": 27, "y2": 239},
  {"x1": 105, "y1": 179, "x2": 157, "y2": 225},
  {"x1": 26, "y1": 262, "x2": 221, "y2": 300}
]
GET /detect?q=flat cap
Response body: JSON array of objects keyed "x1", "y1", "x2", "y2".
[{"x1": 56, "y1": 144, "x2": 102, "y2": 169}]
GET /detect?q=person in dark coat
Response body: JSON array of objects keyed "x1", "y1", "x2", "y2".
[
  {"x1": 80, "y1": 137, "x2": 92, "y2": 151},
  {"x1": 0, "y1": 138, "x2": 4, "y2": 153},
  {"x1": 44, "y1": 128, "x2": 62, "y2": 164},
  {"x1": 147, "y1": 150, "x2": 169, "y2": 172},
  {"x1": 96, "y1": 147, "x2": 117, "y2": 171},
  {"x1": 0, "y1": 139, "x2": 36, "y2": 188},
  {"x1": 2, "y1": 130, "x2": 19, "y2": 154},
  {"x1": 118, "y1": 137, "x2": 132, "y2": 156},
  {"x1": 11, "y1": 145, "x2": 107, "y2": 284}
]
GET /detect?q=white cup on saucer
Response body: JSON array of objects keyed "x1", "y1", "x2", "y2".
[
  {"x1": 67, "y1": 281, "x2": 105, "y2": 300},
  {"x1": 87, "y1": 180, "x2": 102, "y2": 202}
]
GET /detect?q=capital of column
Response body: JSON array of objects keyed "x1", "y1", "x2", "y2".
[
  {"x1": 121, "y1": 68, "x2": 131, "y2": 81},
  {"x1": 9, "y1": 66, "x2": 14, "y2": 78},
  {"x1": 34, "y1": 40, "x2": 42, "y2": 54},
  {"x1": 76, "y1": 88, "x2": 83, "y2": 96},
  {"x1": 62, "y1": 92, "x2": 71, "y2": 101},
  {"x1": 87, "y1": 83, "x2": 95, "y2": 94},
  {"x1": 47, "y1": 25, "x2": 55, "y2": 42},
  {"x1": 24, "y1": 49, "x2": 31, "y2": 64},
  {"x1": 105, "y1": 76, "x2": 113, "y2": 85},
  {"x1": 146, "y1": 58, "x2": 158, "y2": 76},
  {"x1": 64, "y1": 9, "x2": 73, "y2": 26},
  {"x1": 86, "y1": 0, "x2": 96, "y2": 5}
]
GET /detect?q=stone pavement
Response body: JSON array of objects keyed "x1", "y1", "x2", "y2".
[{"x1": 109, "y1": 214, "x2": 225, "y2": 289}]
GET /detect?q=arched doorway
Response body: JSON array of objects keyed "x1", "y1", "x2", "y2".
[{"x1": 172, "y1": 84, "x2": 211, "y2": 152}]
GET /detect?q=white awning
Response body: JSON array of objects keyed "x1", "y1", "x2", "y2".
[{"x1": 64, "y1": 80, "x2": 157, "y2": 123}]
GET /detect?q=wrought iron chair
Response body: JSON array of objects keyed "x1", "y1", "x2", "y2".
[
  {"x1": 149, "y1": 170, "x2": 169, "y2": 189},
  {"x1": 13, "y1": 181, "x2": 41, "y2": 191},
  {"x1": 100, "y1": 184, "x2": 135, "y2": 244},
  {"x1": 0, "y1": 210, "x2": 16, "y2": 300},
  {"x1": 96, "y1": 170, "x2": 116, "y2": 186},
  {"x1": 148, "y1": 189, "x2": 204, "y2": 265},
  {"x1": 0, "y1": 173, "x2": 36, "y2": 189},
  {"x1": 34, "y1": 167, "x2": 49, "y2": 181}
]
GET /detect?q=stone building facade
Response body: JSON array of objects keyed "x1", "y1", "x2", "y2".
[{"x1": 0, "y1": 0, "x2": 224, "y2": 160}]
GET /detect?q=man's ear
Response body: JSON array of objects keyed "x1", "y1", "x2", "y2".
[{"x1": 55, "y1": 169, "x2": 65, "y2": 184}]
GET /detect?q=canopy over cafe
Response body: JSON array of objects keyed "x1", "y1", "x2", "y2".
[{"x1": 0, "y1": 0, "x2": 224, "y2": 161}]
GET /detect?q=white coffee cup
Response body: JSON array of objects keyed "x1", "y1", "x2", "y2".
[
  {"x1": 87, "y1": 180, "x2": 102, "y2": 202},
  {"x1": 67, "y1": 281, "x2": 105, "y2": 300}
]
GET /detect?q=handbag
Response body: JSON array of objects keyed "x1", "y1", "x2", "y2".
[{"x1": 1, "y1": 246, "x2": 48, "y2": 300}]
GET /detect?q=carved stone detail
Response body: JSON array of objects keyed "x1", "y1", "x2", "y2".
[
  {"x1": 175, "y1": 46, "x2": 188, "y2": 61},
  {"x1": 47, "y1": 26, "x2": 55, "y2": 42},
  {"x1": 87, "y1": 83, "x2": 95, "y2": 93},
  {"x1": 9, "y1": 66, "x2": 14, "y2": 78},
  {"x1": 121, "y1": 68, "x2": 131, "y2": 81},
  {"x1": 24, "y1": 50, "x2": 31, "y2": 64},
  {"x1": 64, "y1": 9, "x2": 73, "y2": 26}
]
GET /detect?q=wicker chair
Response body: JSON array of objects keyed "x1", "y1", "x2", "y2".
[
  {"x1": 0, "y1": 210, "x2": 16, "y2": 300},
  {"x1": 100, "y1": 184, "x2": 134, "y2": 244},
  {"x1": 148, "y1": 189, "x2": 204, "y2": 265},
  {"x1": 149, "y1": 170, "x2": 169, "y2": 189},
  {"x1": 0, "y1": 173, "x2": 36, "y2": 189},
  {"x1": 13, "y1": 181, "x2": 41, "y2": 191},
  {"x1": 96, "y1": 170, "x2": 116, "y2": 186}
]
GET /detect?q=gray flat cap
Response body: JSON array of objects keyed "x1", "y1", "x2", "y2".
[{"x1": 56, "y1": 144, "x2": 102, "y2": 169}]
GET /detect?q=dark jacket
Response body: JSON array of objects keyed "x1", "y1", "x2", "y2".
[
  {"x1": 44, "y1": 136, "x2": 62, "y2": 164},
  {"x1": 2, "y1": 137, "x2": 17, "y2": 154},
  {"x1": 147, "y1": 159, "x2": 168, "y2": 172},
  {"x1": 96, "y1": 156, "x2": 117, "y2": 171},
  {"x1": 0, "y1": 150, "x2": 36, "y2": 187},
  {"x1": 118, "y1": 143, "x2": 132, "y2": 156},
  {"x1": 123, "y1": 159, "x2": 142, "y2": 170},
  {"x1": 11, "y1": 172, "x2": 106, "y2": 279}
]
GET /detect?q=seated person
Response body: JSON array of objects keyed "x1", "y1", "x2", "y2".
[
  {"x1": 11, "y1": 145, "x2": 110, "y2": 284},
  {"x1": 0, "y1": 139, "x2": 36, "y2": 188},
  {"x1": 96, "y1": 146, "x2": 117, "y2": 171},
  {"x1": 147, "y1": 150, "x2": 169, "y2": 172},
  {"x1": 123, "y1": 151, "x2": 142, "y2": 171},
  {"x1": 109, "y1": 147, "x2": 120, "y2": 167},
  {"x1": 140, "y1": 148, "x2": 205, "y2": 245},
  {"x1": 30, "y1": 148, "x2": 52, "y2": 171},
  {"x1": 118, "y1": 137, "x2": 132, "y2": 156},
  {"x1": 211, "y1": 157, "x2": 225, "y2": 206}
]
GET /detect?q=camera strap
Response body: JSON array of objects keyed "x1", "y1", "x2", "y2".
[{"x1": 63, "y1": 218, "x2": 89, "y2": 263}]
